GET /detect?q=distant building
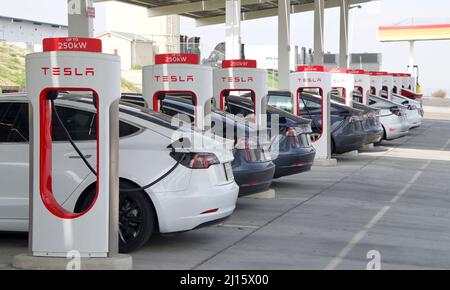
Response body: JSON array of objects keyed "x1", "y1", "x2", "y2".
[
  {"x1": 0, "y1": 15, "x2": 67, "y2": 51},
  {"x1": 95, "y1": 1, "x2": 180, "y2": 69},
  {"x1": 324, "y1": 53, "x2": 382, "y2": 71},
  {"x1": 96, "y1": 31, "x2": 155, "y2": 70}
]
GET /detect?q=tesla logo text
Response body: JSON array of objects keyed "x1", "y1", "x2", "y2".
[
  {"x1": 297, "y1": 78, "x2": 322, "y2": 83},
  {"x1": 221, "y1": 77, "x2": 254, "y2": 83},
  {"x1": 41, "y1": 67, "x2": 95, "y2": 76},
  {"x1": 154, "y1": 76, "x2": 194, "y2": 82}
]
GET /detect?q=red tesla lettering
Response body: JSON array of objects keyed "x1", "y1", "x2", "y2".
[
  {"x1": 52, "y1": 68, "x2": 61, "y2": 76},
  {"x1": 221, "y1": 76, "x2": 254, "y2": 83},
  {"x1": 41, "y1": 67, "x2": 95, "y2": 76},
  {"x1": 86, "y1": 68, "x2": 94, "y2": 76},
  {"x1": 41, "y1": 67, "x2": 50, "y2": 75},
  {"x1": 154, "y1": 75, "x2": 195, "y2": 82},
  {"x1": 74, "y1": 68, "x2": 82, "y2": 76}
]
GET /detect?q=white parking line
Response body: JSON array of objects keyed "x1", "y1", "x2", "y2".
[
  {"x1": 218, "y1": 224, "x2": 260, "y2": 230},
  {"x1": 325, "y1": 137, "x2": 450, "y2": 270}
]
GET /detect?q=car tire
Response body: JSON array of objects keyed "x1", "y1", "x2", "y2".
[
  {"x1": 375, "y1": 126, "x2": 386, "y2": 145},
  {"x1": 78, "y1": 182, "x2": 155, "y2": 254}
]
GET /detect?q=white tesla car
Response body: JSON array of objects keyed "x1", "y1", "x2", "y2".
[
  {"x1": 0, "y1": 93, "x2": 239, "y2": 253},
  {"x1": 369, "y1": 95, "x2": 410, "y2": 141},
  {"x1": 391, "y1": 94, "x2": 423, "y2": 129}
]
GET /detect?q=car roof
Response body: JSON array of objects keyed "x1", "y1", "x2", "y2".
[
  {"x1": 226, "y1": 95, "x2": 311, "y2": 125},
  {"x1": 160, "y1": 96, "x2": 254, "y2": 130},
  {"x1": 1, "y1": 92, "x2": 181, "y2": 131},
  {"x1": 302, "y1": 93, "x2": 364, "y2": 115}
]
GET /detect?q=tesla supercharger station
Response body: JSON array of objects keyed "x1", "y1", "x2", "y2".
[
  {"x1": 26, "y1": 38, "x2": 121, "y2": 258},
  {"x1": 367, "y1": 71, "x2": 386, "y2": 98},
  {"x1": 382, "y1": 74, "x2": 394, "y2": 100},
  {"x1": 402, "y1": 73, "x2": 412, "y2": 90},
  {"x1": 290, "y1": 66, "x2": 333, "y2": 162},
  {"x1": 391, "y1": 73, "x2": 404, "y2": 94},
  {"x1": 348, "y1": 69, "x2": 370, "y2": 105},
  {"x1": 213, "y1": 59, "x2": 267, "y2": 131},
  {"x1": 326, "y1": 68, "x2": 355, "y2": 107},
  {"x1": 143, "y1": 54, "x2": 212, "y2": 130}
]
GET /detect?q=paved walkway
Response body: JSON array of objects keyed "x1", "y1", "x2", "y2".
[{"x1": 1, "y1": 111, "x2": 449, "y2": 270}]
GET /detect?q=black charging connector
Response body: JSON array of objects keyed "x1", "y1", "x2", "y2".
[{"x1": 46, "y1": 90, "x2": 59, "y2": 101}]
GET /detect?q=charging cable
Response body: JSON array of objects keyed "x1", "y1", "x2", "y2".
[{"x1": 50, "y1": 99, "x2": 186, "y2": 193}]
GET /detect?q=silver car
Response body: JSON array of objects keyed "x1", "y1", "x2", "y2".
[{"x1": 369, "y1": 95, "x2": 409, "y2": 141}]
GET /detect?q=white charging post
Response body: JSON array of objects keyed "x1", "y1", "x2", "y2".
[
  {"x1": 326, "y1": 68, "x2": 355, "y2": 107},
  {"x1": 402, "y1": 73, "x2": 412, "y2": 90},
  {"x1": 213, "y1": 59, "x2": 268, "y2": 131},
  {"x1": 391, "y1": 73, "x2": 404, "y2": 95},
  {"x1": 143, "y1": 54, "x2": 213, "y2": 131},
  {"x1": 367, "y1": 71, "x2": 387, "y2": 98},
  {"x1": 13, "y1": 38, "x2": 131, "y2": 269},
  {"x1": 290, "y1": 66, "x2": 335, "y2": 165},
  {"x1": 382, "y1": 73, "x2": 394, "y2": 100},
  {"x1": 348, "y1": 69, "x2": 370, "y2": 105}
]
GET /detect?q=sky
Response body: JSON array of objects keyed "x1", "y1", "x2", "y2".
[{"x1": 1, "y1": 0, "x2": 450, "y2": 95}]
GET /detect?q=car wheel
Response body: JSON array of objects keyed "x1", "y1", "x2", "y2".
[
  {"x1": 331, "y1": 139, "x2": 336, "y2": 154},
  {"x1": 78, "y1": 182, "x2": 155, "y2": 253}
]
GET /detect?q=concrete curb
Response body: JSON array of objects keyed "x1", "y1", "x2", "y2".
[
  {"x1": 313, "y1": 158, "x2": 338, "y2": 167},
  {"x1": 12, "y1": 253, "x2": 133, "y2": 270},
  {"x1": 243, "y1": 189, "x2": 276, "y2": 199}
]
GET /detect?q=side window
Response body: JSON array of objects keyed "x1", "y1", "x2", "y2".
[
  {"x1": 119, "y1": 121, "x2": 140, "y2": 138},
  {"x1": 160, "y1": 105, "x2": 195, "y2": 124},
  {"x1": 0, "y1": 102, "x2": 29, "y2": 143},
  {"x1": 226, "y1": 103, "x2": 251, "y2": 117},
  {"x1": 53, "y1": 106, "x2": 140, "y2": 141},
  {"x1": 268, "y1": 95, "x2": 293, "y2": 113},
  {"x1": 304, "y1": 100, "x2": 322, "y2": 110},
  {"x1": 53, "y1": 106, "x2": 97, "y2": 141}
]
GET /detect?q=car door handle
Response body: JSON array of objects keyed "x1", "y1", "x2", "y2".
[{"x1": 68, "y1": 154, "x2": 92, "y2": 159}]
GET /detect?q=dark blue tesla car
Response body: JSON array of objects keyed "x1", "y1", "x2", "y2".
[
  {"x1": 121, "y1": 94, "x2": 275, "y2": 196},
  {"x1": 332, "y1": 93, "x2": 383, "y2": 145},
  {"x1": 267, "y1": 91, "x2": 366, "y2": 154},
  {"x1": 221, "y1": 95, "x2": 316, "y2": 178}
]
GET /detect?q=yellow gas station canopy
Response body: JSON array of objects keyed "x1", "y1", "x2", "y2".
[{"x1": 379, "y1": 23, "x2": 450, "y2": 42}]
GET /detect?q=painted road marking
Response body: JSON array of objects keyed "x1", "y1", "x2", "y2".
[{"x1": 325, "y1": 138, "x2": 450, "y2": 270}]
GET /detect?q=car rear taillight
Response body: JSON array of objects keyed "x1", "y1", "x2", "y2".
[{"x1": 171, "y1": 152, "x2": 220, "y2": 169}]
